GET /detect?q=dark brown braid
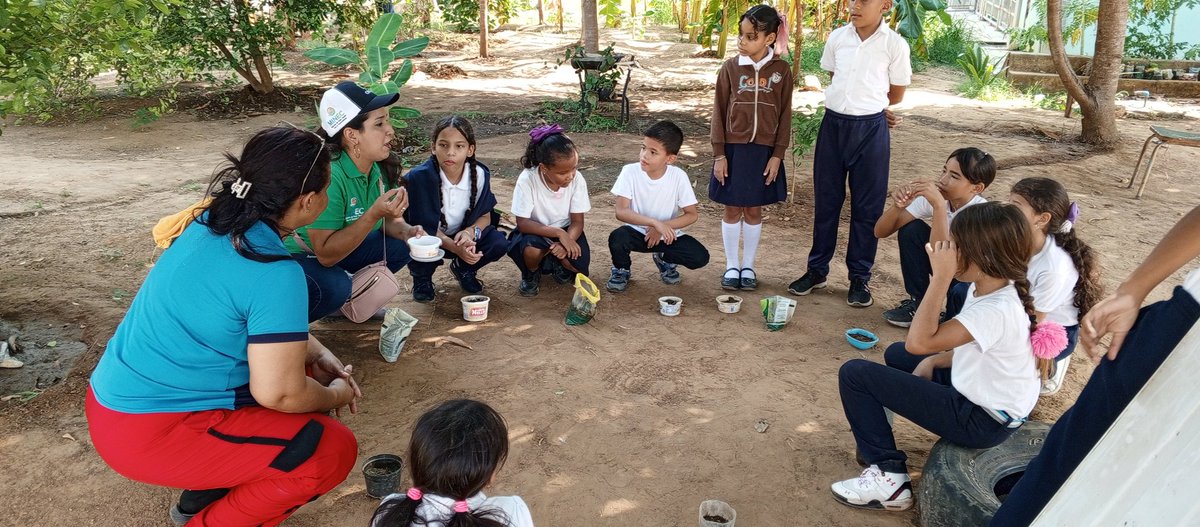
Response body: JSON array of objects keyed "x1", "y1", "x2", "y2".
[
  {"x1": 951, "y1": 202, "x2": 1050, "y2": 379},
  {"x1": 1011, "y1": 177, "x2": 1102, "y2": 317}
]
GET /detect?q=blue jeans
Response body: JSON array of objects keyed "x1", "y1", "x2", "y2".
[
  {"x1": 292, "y1": 230, "x2": 412, "y2": 322},
  {"x1": 840, "y1": 353, "x2": 1017, "y2": 473},
  {"x1": 990, "y1": 286, "x2": 1200, "y2": 526}
]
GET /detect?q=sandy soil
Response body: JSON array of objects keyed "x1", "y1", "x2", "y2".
[{"x1": 2, "y1": 24, "x2": 1199, "y2": 527}]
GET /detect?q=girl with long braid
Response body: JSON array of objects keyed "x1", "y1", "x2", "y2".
[
  {"x1": 404, "y1": 116, "x2": 508, "y2": 302},
  {"x1": 370, "y1": 399, "x2": 533, "y2": 527},
  {"x1": 1009, "y1": 177, "x2": 1102, "y2": 394},
  {"x1": 831, "y1": 202, "x2": 1047, "y2": 512}
]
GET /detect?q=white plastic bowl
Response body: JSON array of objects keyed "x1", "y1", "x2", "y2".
[{"x1": 407, "y1": 235, "x2": 441, "y2": 259}]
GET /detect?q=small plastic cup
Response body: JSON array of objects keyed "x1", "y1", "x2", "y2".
[
  {"x1": 698, "y1": 500, "x2": 736, "y2": 527},
  {"x1": 845, "y1": 328, "x2": 879, "y2": 350},
  {"x1": 461, "y1": 295, "x2": 490, "y2": 322},
  {"x1": 659, "y1": 296, "x2": 683, "y2": 316},
  {"x1": 362, "y1": 454, "x2": 404, "y2": 499},
  {"x1": 716, "y1": 295, "x2": 743, "y2": 314}
]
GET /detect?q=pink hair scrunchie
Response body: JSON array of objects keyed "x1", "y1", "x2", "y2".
[
  {"x1": 406, "y1": 488, "x2": 423, "y2": 501},
  {"x1": 1030, "y1": 321, "x2": 1068, "y2": 360},
  {"x1": 453, "y1": 500, "x2": 470, "y2": 513}
]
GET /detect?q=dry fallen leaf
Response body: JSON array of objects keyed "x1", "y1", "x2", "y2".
[
  {"x1": 423, "y1": 336, "x2": 473, "y2": 350},
  {"x1": 62, "y1": 433, "x2": 76, "y2": 441}
]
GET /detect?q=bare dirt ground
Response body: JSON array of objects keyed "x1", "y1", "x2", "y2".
[{"x1": 2, "y1": 25, "x2": 1199, "y2": 527}]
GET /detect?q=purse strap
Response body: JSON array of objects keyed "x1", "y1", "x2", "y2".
[{"x1": 291, "y1": 171, "x2": 389, "y2": 262}]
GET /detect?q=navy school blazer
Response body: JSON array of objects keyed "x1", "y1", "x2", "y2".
[{"x1": 403, "y1": 155, "x2": 500, "y2": 236}]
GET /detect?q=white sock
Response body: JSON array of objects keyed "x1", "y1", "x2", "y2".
[
  {"x1": 722, "y1": 221, "x2": 741, "y2": 277},
  {"x1": 741, "y1": 222, "x2": 762, "y2": 273}
]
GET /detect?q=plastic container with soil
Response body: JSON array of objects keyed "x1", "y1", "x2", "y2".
[
  {"x1": 565, "y1": 274, "x2": 601, "y2": 325},
  {"x1": 698, "y1": 500, "x2": 736, "y2": 527},
  {"x1": 659, "y1": 296, "x2": 683, "y2": 316},
  {"x1": 363, "y1": 454, "x2": 404, "y2": 499},
  {"x1": 461, "y1": 295, "x2": 490, "y2": 322}
]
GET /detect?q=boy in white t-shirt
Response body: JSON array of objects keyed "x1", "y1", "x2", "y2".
[
  {"x1": 606, "y1": 121, "x2": 710, "y2": 292},
  {"x1": 874, "y1": 148, "x2": 995, "y2": 327},
  {"x1": 507, "y1": 126, "x2": 591, "y2": 297}
]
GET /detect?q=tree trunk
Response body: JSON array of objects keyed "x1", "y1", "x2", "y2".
[
  {"x1": 480, "y1": 0, "x2": 489, "y2": 57},
  {"x1": 716, "y1": 7, "x2": 728, "y2": 57},
  {"x1": 538, "y1": 0, "x2": 544, "y2": 25},
  {"x1": 630, "y1": 0, "x2": 637, "y2": 17},
  {"x1": 1046, "y1": 0, "x2": 1126, "y2": 147},
  {"x1": 582, "y1": 0, "x2": 599, "y2": 52},
  {"x1": 793, "y1": 1, "x2": 804, "y2": 78},
  {"x1": 558, "y1": 0, "x2": 564, "y2": 32}
]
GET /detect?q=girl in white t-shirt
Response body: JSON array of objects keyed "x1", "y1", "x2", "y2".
[
  {"x1": 370, "y1": 399, "x2": 534, "y2": 527},
  {"x1": 832, "y1": 202, "x2": 1046, "y2": 512},
  {"x1": 1009, "y1": 177, "x2": 1101, "y2": 395},
  {"x1": 507, "y1": 125, "x2": 591, "y2": 297}
]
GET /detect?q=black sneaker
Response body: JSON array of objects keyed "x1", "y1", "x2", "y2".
[
  {"x1": 847, "y1": 278, "x2": 873, "y2": 307},
  {"x1": 450, "y1": 260, "x2": 484, "y2": 294},
  {"x1": 412, "y1": 277, "x2": 435, "y2": 303},
  {"x1": 519, "y1": 271, "x2": 541, "y2": 297},
  {"x1": 547, "y1": 259, "x2": 574, "y2": 284},
  {"x1": 882, "y1": 298, "x2": 918, "y2": 327},
  {"x1": 788, "y1": 270, "x2": 827, "y2": 295}
]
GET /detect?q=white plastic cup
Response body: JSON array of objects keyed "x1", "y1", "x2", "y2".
[
  {"x1": 461, "y1": 295, "x2": 490, "y2": 322},
  {"x1": 716, "y1": 295, "x2": 743, "y2": 314},
  {"x1": 698, "y1": 500, "x2": 736, "y2": 527},
  {"x1": 659, "y1": 296, "x2": 683, "y2": 316}
]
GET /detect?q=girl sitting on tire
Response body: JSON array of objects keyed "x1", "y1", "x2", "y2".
[{"x1": 832, "y1": 202, "x2": 1043, "y2": 512}]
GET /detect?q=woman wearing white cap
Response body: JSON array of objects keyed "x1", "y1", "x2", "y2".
[{"x1": 284, "y1": 81, "x2": 425, "y2": 321}]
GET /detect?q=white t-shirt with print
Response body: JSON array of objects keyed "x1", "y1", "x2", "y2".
[
  {"x1": 1028, "y1": 234, "x2": 1080, "y2": 327},
  {"x1": 951, "y1": 283, "x2": 1040, "y2": 418},
  {"x1": 610, "y1": 163, "x2": 698, "y2": 236},
  {"x1": 905, "y1": 194, "x2": 987, "y2": 223},
  {"x1": 372, "y1": 492, "x2": 534, "y2": 527},
  {"x1": 511, "y1": 168, "x2": 591, "y2": 229},
  {"x1": 440, "y1": 164, "x2": 486, "y2": 234}
]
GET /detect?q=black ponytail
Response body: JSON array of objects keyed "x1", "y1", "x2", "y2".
[
  {"x1": 199, "y1": 126, "x2": 330, "y2": 263},
  {"x1": 521, "y1": 132, "x2": 576, "y2": 170},
  {"x1": 370, "y1": 399, "x2": 512, "y2": 527}
]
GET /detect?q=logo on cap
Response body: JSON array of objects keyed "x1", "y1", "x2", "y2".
[{"x1": 326, "y1": 106, "x2": 336, "y2": 116}]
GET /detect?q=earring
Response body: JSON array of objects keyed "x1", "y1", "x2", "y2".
[{"x1": 352, "y1": 143, "x2": 362, "y2": 158}]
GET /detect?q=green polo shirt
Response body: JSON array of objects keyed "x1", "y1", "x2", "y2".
[{"x1": 285, "y1": 154, "x2": 393, "y2": 254}]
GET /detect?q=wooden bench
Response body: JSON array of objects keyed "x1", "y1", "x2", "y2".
[{"x1": 1128, "y1": 126, "x2": 1200, "y2": 198}]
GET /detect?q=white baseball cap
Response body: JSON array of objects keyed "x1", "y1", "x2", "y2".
[{"x1": 319, "y1": 81, "x2": 400, "y2": 136}]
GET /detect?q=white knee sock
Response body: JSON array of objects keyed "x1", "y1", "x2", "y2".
[
  {"x1": 742, "y1": 222, "x2": 762, "y2": 272},
  {"x1": 722, "y1": 221, "x2": 742, "y2": 276}
]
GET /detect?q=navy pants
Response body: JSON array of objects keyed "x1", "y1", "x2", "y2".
[
  {"x1": 898, "y1": 219, "x2": 936, "y2": 300},
  {"x1": 608, "y1": 226, "x2": 709, "y2": 271},
  {"x1": 293, "y1": 230, "x2": 412, "y2": 322},
  {"x1": 840, "y1": 353, "x2": 1017, "y2": 474},
  {"x1": 408, "y1": 225, "x2": 508, "y2": 280},
  {"x1": 807, "y1": 109, "x2": 890, "y2": 281},
  {"x1": 507, "y1": 229, "x2": 591, "y2": 276},
  {"x1": 990, "y1": 286, "x2": 1200, "y2": 526}
]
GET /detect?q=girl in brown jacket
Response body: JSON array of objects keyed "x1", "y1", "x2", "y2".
[{"x1": 709, "y1": 4, "x2": 794, "y2": 291}]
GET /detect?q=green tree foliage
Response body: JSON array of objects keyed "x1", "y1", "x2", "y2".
[
  {"x1": 440, "y1": 0, "x2": 518, "y2": 32},
  {"x1": 600, "y1": 0, "x2": 623, "y2": 27},
  {"x1": 1126, "y1": 0, "x2": 1200, "y2": 59},
  {"x1": 155, "y1": 0, "x2": 338, "y2": 94},
  {"x1": 891, "y1": 0, "x2": 950, "y2": 56},
  {"x1": 0, "y1": 0, "x2": 176, "y2": 119},
  {"x1": 304, "y1": 13, "x2": 427, "y2": 128}
]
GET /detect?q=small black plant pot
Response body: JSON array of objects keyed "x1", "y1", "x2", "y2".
[
  {"x1": 363, "y1": 454, "x2": 404, "y2": 499},
  {"x1": 597, "y1": 86, "x2": 615, "y2": 101}
]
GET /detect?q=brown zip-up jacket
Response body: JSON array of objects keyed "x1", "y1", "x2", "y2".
[{"x1": 711, "y1": 54, "x2": 794, "y2": 159}]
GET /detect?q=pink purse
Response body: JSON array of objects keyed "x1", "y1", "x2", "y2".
[{"x1": 294, "y1": 178, "x2": 401, "y2": 323}]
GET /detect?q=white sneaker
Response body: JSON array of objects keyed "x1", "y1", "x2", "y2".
[
  {"x1": 831, "y1": 465, "x2": 913, "y2": 511},
  {"x1": 1041, "y1": 355, "x2": 1072, "y2": 395}
]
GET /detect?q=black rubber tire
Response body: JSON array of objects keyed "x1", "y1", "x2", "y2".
[{"x1": 918, "y1": 421, "x2": 1051, "y2": 527}]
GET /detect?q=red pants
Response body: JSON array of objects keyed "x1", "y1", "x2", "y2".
[{"x1": 86, "y1": 387, "x2": 357, "y2": 526}]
